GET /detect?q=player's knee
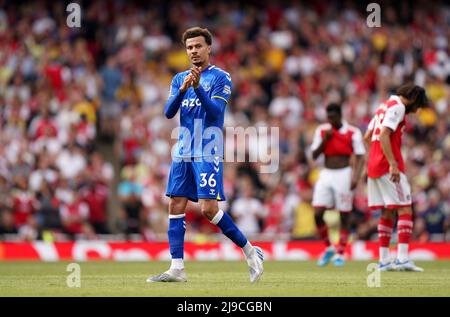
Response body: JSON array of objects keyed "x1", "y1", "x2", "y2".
[
  {"x1": 200, "y1": 202, "x2": 219, "y2": 220},
  {"x1": 382, "y1": 209, "x2": 395, "y2": 220},
  {"x1": 314, "y1": 208, "x2": 326, "y2": 223},
  {"x1": 200, "y1": 208, "x2": 215, "y2": 220},
  {"x1": 168, "y1": 203, "x2": 179, "y2": 214},
  {"x1": 169, "y1": 197, "x2": 187, "y2": 214},
  {"x1": 398, "y1": 206, "x2": 412, "y2": 215}
]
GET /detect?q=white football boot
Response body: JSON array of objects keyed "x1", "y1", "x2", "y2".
[
  {"x1": 146, "y1": 269, "x2": 188, "y2": 282},
  {"x1": 394, "y1": 260, "x2": 424, "y2": 272},
  {"x1": 246, "y1": 246, "x2": 264, "y2": 283}
]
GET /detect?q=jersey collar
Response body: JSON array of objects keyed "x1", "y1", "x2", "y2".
[{"x1": 202, "y1": 64, "x2": 213, "y2": 72}]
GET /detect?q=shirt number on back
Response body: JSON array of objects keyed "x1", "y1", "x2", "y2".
[{"x1": 371, "y1": 113, "x2": 384, "y2": 141}]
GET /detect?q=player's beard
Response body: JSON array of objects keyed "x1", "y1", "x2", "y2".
[{"x1": 191, "y1": 55, "x2": 205, "y2": 67}]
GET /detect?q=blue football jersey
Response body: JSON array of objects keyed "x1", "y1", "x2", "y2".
[{"x1": 169, "y1": 65, "x2": 232, "y2": 158}]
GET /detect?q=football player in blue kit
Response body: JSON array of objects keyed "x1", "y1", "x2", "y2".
[{"x1": 147, "y1": 27, "x2": 264, "y2": 283}]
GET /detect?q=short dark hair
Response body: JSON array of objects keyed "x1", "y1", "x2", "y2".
[
  {"x1": 182, "y1": 27, "x2": 212, "y2": 46},
  {"x1": 326, "y1": 103, "x2": 342, "y2": 115},
  {"x1": 396, "y1": 84, "x2": 429, "y2": 108}
]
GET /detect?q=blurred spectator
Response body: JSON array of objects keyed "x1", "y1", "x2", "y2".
[
  {"x1": 11, "y1": 175, "x2": 37, "y2": 229},
  {"x1": 352, "y1": 183, "x2": 378, "y2": 240},
  {"x1": 59, "y1": 190, "x2": 93, "y2": 238},
  {"x1": 55, "y1": 142, "x2": 87, "y2": 179},
  {"x1": 29, "y1": 154, "x2": 58, "y2": 192},
  {"x1": 117, "y1": 167, "x2": 144, "y2": 235},
  {"x1": 415, "y1": 189, "x2": 450, "y2": 241},
  {"x1": 262, "y1": 182, "x2": 289, "y2": 235},
  {"x1": 0, "y1": 210, "x2": 18, "y2": 237},
  {"x1": 28, "y1": 107, "x2": 58, "y2": 140},
  {"x1": 35, "y1": 181, "x2": 61, "y2": 232},
  {"x1": 80, "y1": 181, "x2": 109, "y2": 234},
  {"x1": 231, "y1": 177, "x2": 268, "y2": 236},
  {"x1": 99, "y1": 56, "x2": 122, "y2": 137},
  {"x1": 18, "y1": 215, "x2": 39, "y2": 241},
  {"x1": 268, "y1": 82, "x2": 304, "y2": 128},
  {"x1": 288, "y1": 179, "x2": 317, "y2": 240}
]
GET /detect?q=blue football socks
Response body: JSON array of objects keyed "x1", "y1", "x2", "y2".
[
  {"x1": 211, "y1": 209, "x2": 248, "y2": 248},
  {"x1": 168, "y1": 214, "x2": 186, "y2": 261}
]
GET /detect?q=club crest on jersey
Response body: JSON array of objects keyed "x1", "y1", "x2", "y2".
[{"x1": 202, "y1": 82, "x2": 211, "y2": 92}]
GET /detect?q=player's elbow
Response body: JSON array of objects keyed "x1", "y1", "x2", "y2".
[
  {"x1": 164, "y1": 106, "x2": 176, "y2": 119},
  {"x1": 164, "y1": 110, "x2": 174, "y2": 119}
]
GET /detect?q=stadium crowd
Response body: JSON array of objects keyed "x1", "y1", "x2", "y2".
[{"x1": 0, "y1": 0, "x2": 449, "y2": 243}]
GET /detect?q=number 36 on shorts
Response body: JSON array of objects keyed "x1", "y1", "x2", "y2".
[{"x1": 200, "y1": 173, "x2": 216, "y2": 188}]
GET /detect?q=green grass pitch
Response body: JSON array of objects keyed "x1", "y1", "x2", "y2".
[{"x1": 1, "y1": 260, "x2": 449, "y2": 297}]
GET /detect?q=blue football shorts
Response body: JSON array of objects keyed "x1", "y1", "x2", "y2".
[{"x1": 166, "y1": 156, "x2": 225, "y2": 202}]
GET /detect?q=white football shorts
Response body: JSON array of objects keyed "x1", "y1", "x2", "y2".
[
  {"x1": 368, "y1": 172, "x2": 412, "y2": 210},
  {"x1": 312, "y1": 167, "x2": 354, "y2": 212}
]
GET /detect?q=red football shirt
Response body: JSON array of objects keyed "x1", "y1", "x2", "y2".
[
  {"x1": 311, "y1": 122, "x2": 366, "y2": 157},
  {"x1": 367, "y1": 95, "x2": 406, "y2": 178}
]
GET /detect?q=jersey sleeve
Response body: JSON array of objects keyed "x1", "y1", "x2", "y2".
[
  {"x1": 310, "y1": 127, "x2": 323, "y2": 152},
  {"x1": 382, "y1": 104, "x2": 405, "y2": 131},
  {"x1": 211, "y1": 72, "x2": 232, "y2": 104},
  {"x1": 351, "y1": 128, "x2": 366, "y2": 155},
  {"x1": 168, "y1": 74, "x2": 181, "y2": 98}
]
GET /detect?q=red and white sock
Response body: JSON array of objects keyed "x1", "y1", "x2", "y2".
[
  {"x1": 317, "y1": 223, "x2": 331, "y2": 247},
  {"x1": 336, "y1": 229, "x2": 350, "y2": 255},
  {"x1": 397, "y1": 213, "x2": 413, "y2": 262},
  {"x1": 378, "y1": 217, "x2": 393, "y2": 264}
]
